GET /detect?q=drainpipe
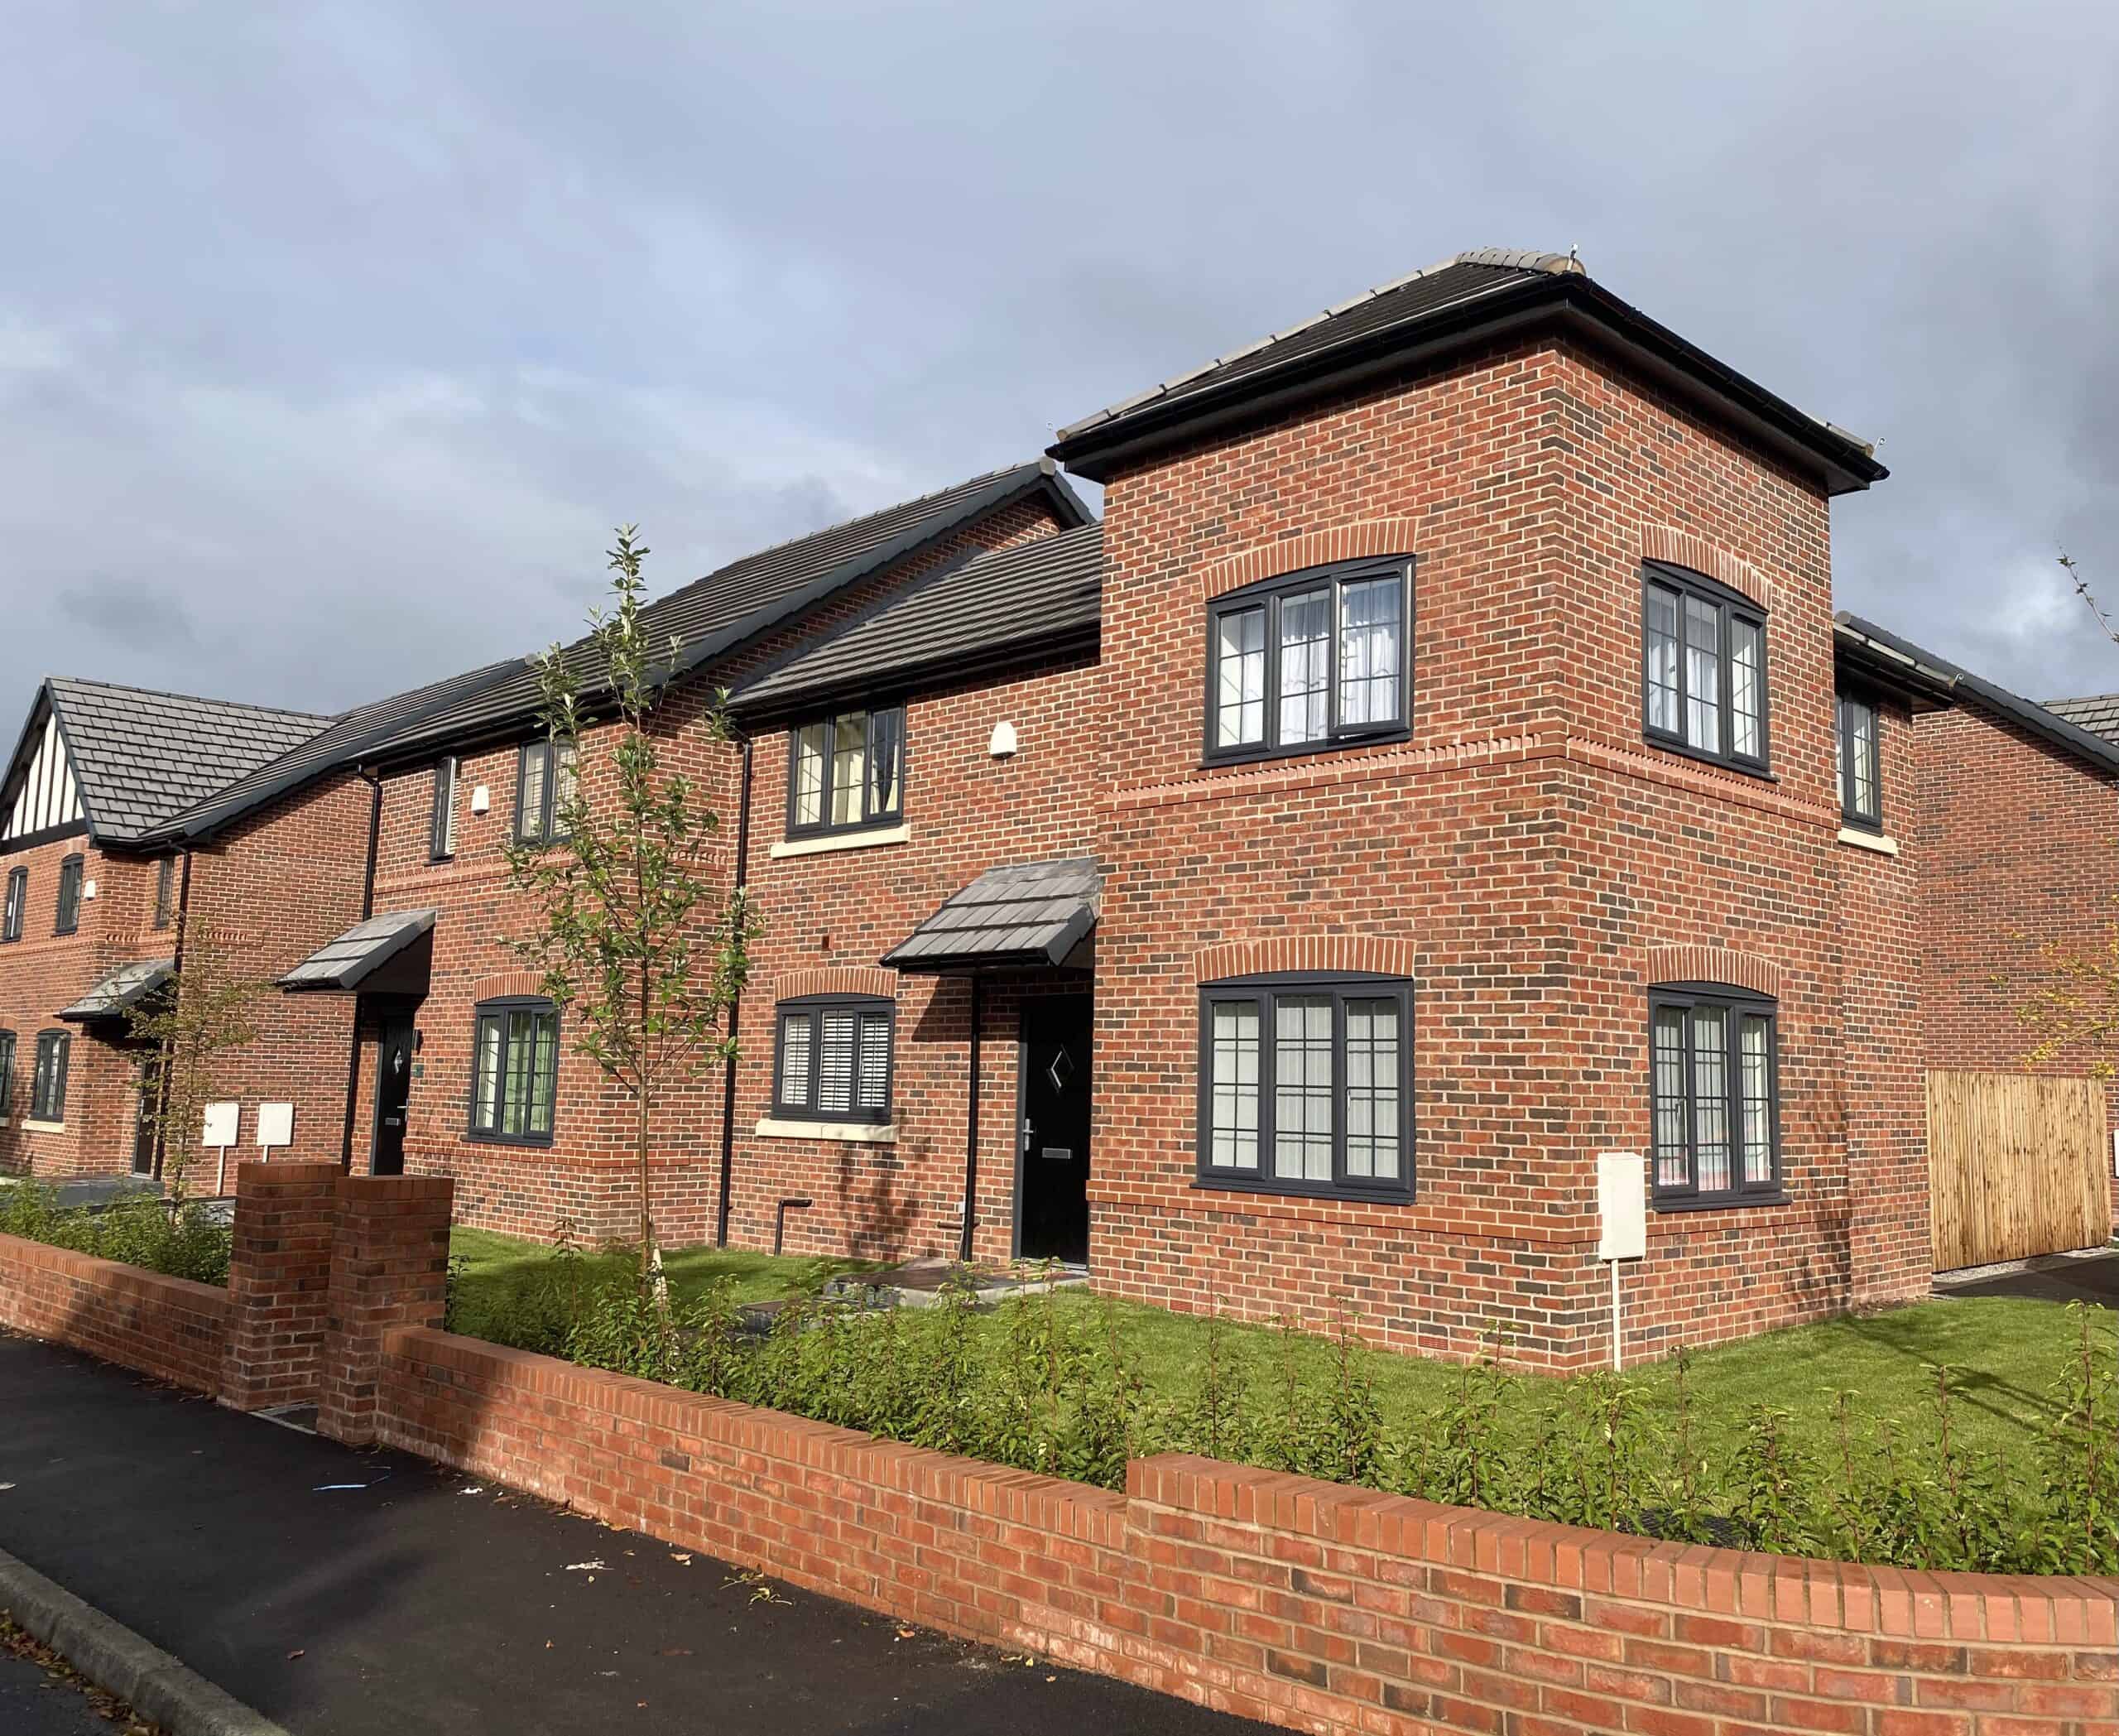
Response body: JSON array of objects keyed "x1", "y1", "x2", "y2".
[
  {"x1": 151, "y1": 849, "x2": 194, "y2": 1186},
  {"x1": 959, "y1": 974, "x2": 982, "y2": 1263},
  {"x1": 339, "y1": 767, "x2": 384, "y2": 1171},
  {"x1": 715, "y1": 735, "x2": 754, "y2": 1248}
]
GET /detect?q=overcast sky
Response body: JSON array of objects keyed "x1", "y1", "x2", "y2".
[{"x1": 3, "y1": 1, "x2": 2117, "y2": 725}]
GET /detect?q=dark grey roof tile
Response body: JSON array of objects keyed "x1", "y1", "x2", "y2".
[{"x1": 882, "y1": 856, "x2": 1099, "y2": 973}]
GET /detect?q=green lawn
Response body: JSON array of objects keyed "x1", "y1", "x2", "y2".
[{"x1": 445, "y1": 1226, "x2": 2102, "y2": 1466}]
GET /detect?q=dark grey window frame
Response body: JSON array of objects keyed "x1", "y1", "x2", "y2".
[
  {"x1": 30, "y1": 1028, "x2": 70, "y2": 1123},
  {"x1": 772, "y1": 993, "x2": 896, "y2": 1124},
  {"x1": 429, "y1": 756, "x2": 459, "y2": 861},
  {"x1": 514, "y1": 738, "x2": 577, "y2": 845},
  {"x1": 466, "y1": 995, "x2": 560, "y2": 1147},
  {"x1": 0, "y1": 1029, "x2": 15, "y2": 1117},
  {"x1": 53, "y1": 854, "x2": 83, "y2": 935},
  {"x1": 1836, "y1": 690, "x2": 1883, "y2": 831},
  {"x1": 1194, "y1": 970, "x2": 1415, "y2": 1203},
  {"x1": 152, "y1": 856, "x2": 177, "y2": 930},
  {"x1": 1648, "y1": 982, "x2": 1785, "y2": 1211},
  {"x1": 1641, "y1": 561, "x2": 1771, "y2": 777},
  {"x1": 2, "y1": 867, "x2": 24, "y2": 943},
  {"x1": 785, "y1": 705, "x2": 906, "y2": 840},
  {"x1": 1204, "y1": 556, "x2": 1414, "y2": 767}
]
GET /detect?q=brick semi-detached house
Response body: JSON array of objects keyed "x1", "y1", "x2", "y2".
[{"x1": 7, "y1": 246, "x2": 2118, "y2": 1366}]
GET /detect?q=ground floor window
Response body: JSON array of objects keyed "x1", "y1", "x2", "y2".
[
  {"x1": 1650, "y1": 983, "x2": 1782, "y2": 1207},
  {"x1": 30, "y1": 1029, "x2": 69, "y2": 1123},
  {"x1": 469, "y1": 998, "x2": 558, "y2": 1143},
  {"x1": 775, "y1": 996, "x2": 893, "y2": 1123},
  {"x1": 1196, "y1": 974, "x2": 1413, "y2": 1200},
  {"x1": 0, "y1": 1029, "x2": 14, "y2": 1115}
]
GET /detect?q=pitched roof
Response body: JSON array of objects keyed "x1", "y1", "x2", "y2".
[
  {"x1": 280, "y1": 908, "x2": 436, "y2": 992},
  {"x1": 1049, "y1": 248, "x2": 1887, "y2": 495},
  {"x1": 362, "y1": 459, "x2": 1092, "y2": 765},
  {"x1": 2043, "y1": 691, "x2": 2119, "y2": 748},
  {"x1": 1834, "y1": 614, "x2": 2119, "y2": 777},
  {"x1": 731, "y1": 522, "x2": 1103, "y2": 716},
  {"x1": 148, "y1": 658, "x2": 525, "y2": 844},
  {"x1": 882, "y1": 857, "x2": 1100, "y2": 974},
  {"x1": 57, "y1": 957, "x2": 175, "y2": 1022},
  {"x1": 36, "y1": 679, "x2": 334, "y2": 845}
]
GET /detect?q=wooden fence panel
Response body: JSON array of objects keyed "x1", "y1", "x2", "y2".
[{"x1": 1926, "y1": 1069, "x2": 2107, "y2": 1271}]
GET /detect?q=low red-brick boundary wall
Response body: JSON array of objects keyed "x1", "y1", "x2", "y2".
[
  {"x1": 0, "y1": 1232, "x2": 228, "y2": 1396},
  {"x1": 376, "y1": 1326, "x2": 2119, "y2": 1735}
]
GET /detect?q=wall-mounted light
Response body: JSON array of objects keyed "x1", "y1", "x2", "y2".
[
  {"x1": 988, "y1": 720, "x2": 1018, "y2": 760},
  {"x1": 81, "y1": 879, "x2": 97, "y2": 900},
  {"x1": 470, "y1": 784, "x2": 491, "y2": 814}
]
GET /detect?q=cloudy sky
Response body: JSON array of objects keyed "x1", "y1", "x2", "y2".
[{"x1": 2, "y1": 1, "x2": 2116, "y2": 724}]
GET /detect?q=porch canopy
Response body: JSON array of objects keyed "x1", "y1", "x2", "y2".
[
  {"x1": 57, "y1": 957, "x2": 174, "y2": 1023},
  {"x1": 882, "y1": 857, "x2": 1098, "y2": 974},
  {"x1": 280, "y1": 908, "x2": 436, "y2": 994}
]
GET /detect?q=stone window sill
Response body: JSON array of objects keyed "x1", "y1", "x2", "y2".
[
  {"x1": 1836, "y1": 826, "x2": 1899, "y2": 857},
  {"x1": 753, "y1": 1117, "x2": 896, "y2": 1144},
  {"x1": 769, "y1": 824, "x2": 910, "y2": 861},
  {"x1": 20, "y1": 1119, "x2": 65, "y2": 1134}
]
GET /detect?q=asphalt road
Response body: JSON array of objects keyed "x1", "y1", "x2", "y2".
[
  {"x1": 0, "y1": 1647, "x2": 117, "y2": 1736},
  {"x1": 0, "y1": 1334, "x2": 1274, "y2": 1736}
]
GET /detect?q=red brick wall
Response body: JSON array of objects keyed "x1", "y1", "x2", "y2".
[
  {"x1": 0, "y1": 1229, "x2": 229, "y2": 1394},
  {"x1": 1913, "y1": 701, "x2": 2119, "y2": 1234},
  {"x1": 374, "y1": 1325, "x2": 2119, "y2": 1736}
]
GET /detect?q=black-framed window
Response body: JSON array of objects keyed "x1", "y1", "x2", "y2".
[
  {"x1": 1206, "y1": 557, "x2": 1411, "y2": 762},
  {"x1": 152, "y1": 857, "x2": 177, "y2": 930},
  {"x1": 430, "y1": 757, "x2": 459, "y2": 860},
  {"x1": 1196, "y1": 973, "x2": 1414, "y2": 1200},
  {"x1": 53, "y1": 854, "x2": 83, "y2": 935},
  {"x1": 788, "y1": 706, "x2": 905, "y2": 837},
  {"x1": 1836, "y1": 692, "x2": 1881, "y2": 830},
  {"x1": 1649, "y1": 983, "x2": 1782, "y2": 1209},
  {"x1": 515, "y1": 738, "x2": 578, "y2": 845},
  {"x1": 2, "y1": 867, "x2": 23, "y2": 942},
  {"x1": 1642, "y1": 563, "x2": 1769, "y2": 773},
  {"x1": 774, "y1": 995, "x2": 894, "y2": 1123},
  {"x1": 0, "y1": 1030, "x2": 15, "y2": 1117},
  {"x1": 30, "y1": 1029, "x2": 69, "y2": 1123},
  {"x1": 468, "y1": 998, "x2": 559, "y2": 1143}
]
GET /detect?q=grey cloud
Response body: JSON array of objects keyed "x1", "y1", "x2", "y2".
[{"x1": 57, "y1": 579, "x2": 202, "y2": 657}]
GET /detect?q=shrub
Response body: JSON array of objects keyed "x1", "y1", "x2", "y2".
[{"x1": 0, "y1": 1184, "x2": 231, "y2": 1286}]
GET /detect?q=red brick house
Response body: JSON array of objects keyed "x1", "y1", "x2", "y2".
[{"x1": 13, "y1": 247, "x2": 2118, "y2": 1368}]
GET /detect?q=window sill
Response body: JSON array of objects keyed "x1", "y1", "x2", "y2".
[
  {"x1": 1652, "y1": 1190, "x2": 1789, "y2": 1214},
  {"x1": 1836, "y1": 826, "x2": 1898, "y2": 857},
  {"x1": 20, "y1": 1120, "x2": 65, "y2": 1135},
  {"x1": 463, "y1": 1131, "x2": 555, "y2": 1149},
  {"x1": 1192, "y1": 1173, "x2": 1414, "y2": 1205},
  {"x1": 754, "y1": 1117, "x2": 896, "y2": 1144},
  {"x1": 770, "y1": 824, "x2": 910, "y2": 860}
]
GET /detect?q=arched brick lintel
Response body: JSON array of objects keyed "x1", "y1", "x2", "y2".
[
  {"x1": 1197, "y1": 520, "x2": 1422, "y2": 603},
  {"x1": 1643, "y1": 525, "x2": 1773, "y2": 613},
  {"x1": 1195, "y1": 935, "x2": 1417, "y2": 984},
  {"x1": 473, "y1": 970, "x2": 545, "y2": 1003},
  {"x1": 771, "y1": 966, "x2": 899, "y2": 1004},
  {"x1": 1646, "y1": 945, "x2": 1781, "y2": 1000}
]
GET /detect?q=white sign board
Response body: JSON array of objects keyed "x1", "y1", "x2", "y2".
[
  {"x1": 1596, "y1": 1151, "x2": 1646, "y2": 1262},
  {"x1": 200, "y1": 1101, "x2": 240, "y2": 1149},
  {"x1": 256, "y1": 1102, "x2": 295, "y2": 1150}
]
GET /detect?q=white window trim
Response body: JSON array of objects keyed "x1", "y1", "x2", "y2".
[
  {"x1": 753, "y1": 1116, "x2": 897, "y2": 1144},
  {"x1": 1836, "y1": 826, "x2": 1900, "y2": 857},
  {"x1": 769, "y1": 823, "x2": 911, "y2": 861}
]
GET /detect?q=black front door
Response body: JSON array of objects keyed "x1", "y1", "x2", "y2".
[
  {"x1": 1017, "y1": 994, "x2": 1092, "y2": 1264},
  {"x1": 132, "y1": 1064, "x2": 158, "y2": 1176},
  {"x1": 372, "y1": 1015, "x2": 415, "y2": 1176}
]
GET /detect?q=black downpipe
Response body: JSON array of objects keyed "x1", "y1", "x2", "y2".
[
  {"x1": 339, "y1": 768, "x2": 384, "y2": 1171},
  {"x1": 151, "y1": 850, "x2": 194, "y2": 1185},
  {"x1": 714, "y1": 736, "x2": 754, "y2": 1248},
  {"x1": 959, "y1": 974, "x2": 982, "y2": 1263}
]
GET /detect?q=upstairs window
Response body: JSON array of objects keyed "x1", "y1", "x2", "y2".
[
  {"x1": 1206, "y1": 558, "x2": 1410, "y2": 762},
  {"x1": 1196, "y1": 974, "x2": 1414, "y2": 1200},
  {"x1": 2, "y1": 868, "x2": 23, "y2": 943},
  {"x1": 774, "y1": 996, "x2": 894, "y2": 1123},
  {"x1": 1649, "y1": 984, "x2": 1782, "y2": 1209},
  {"x1": 515, "y1": 738, "x2": 578, "y2": 845},
  {"x1": 152, "y1": 857, "x2": 177, "y2": 930},
  {"x1": 1642, "y1": 564, "x2": 1768, "y2": 773},
  {"x1": 0, "y1": 1030, "x2": 14, "y2": 1117},
  {"x1": 1836, "y1": 693, "x2": 1881, "y2": 830},
  {"x1": 469, "y1": 998, "x2": 559, "y2": 1143},
  {"x1": 54, "y1": 854, "x2": 83, "y2": 935},
  {"x1": 430, "y1": 757, "x2": 459, "y2": 860},
  {"x1": 30, "y1": 1029, "x2": 69, "y2": 1123},
  {"x1": 788, "y1": 706, "x2": 905, "y2": 838}
]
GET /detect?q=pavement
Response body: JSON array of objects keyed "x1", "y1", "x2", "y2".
[
  {"x1": 0, "y1": 1334, "x2": 1274, "y2": 1736},
  {"x1": 0, "y1": 1647, "x2": 116, "y2": 1736},
  {"x1": 0, "y1": 1175, "x2": 159, "y2": 1211},
  {"x1": 1934, "y1": 1244, "x2": 2119, "y2": 1304}
]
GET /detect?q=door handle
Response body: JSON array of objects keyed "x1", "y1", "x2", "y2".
[{"x1": 1020, "y1": 1116, "x2": 1035, "y2": 1153}]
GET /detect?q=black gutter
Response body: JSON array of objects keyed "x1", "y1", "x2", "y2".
[
  {"x1": 339, "y1": 767, "x2": 384, "y2": 1171},
  {"x1": 150, "y1": 849, "x2": 193, "y2": 1185},
  {"x1": 714, "y1": 736, "x2": 753, "y2": 1249},
  {"x1": 959, "y1": 974, "x2": 982, "y2": 1264}
]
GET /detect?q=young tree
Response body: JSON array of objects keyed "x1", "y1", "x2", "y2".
[
  {"x1": 126, "y1": 939, "x2": 265, "y2": 1205},
  {"x1": 506, "y1": 526, "x2": 757, "y2": 1283}
]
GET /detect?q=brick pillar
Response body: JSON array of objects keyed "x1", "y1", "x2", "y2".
[
  {"x1": 315, "y1": 1175, "x2": 454, "y2": 1446},
  {"x1": 219, "y1": 1160, "x2": 341, "y2": 1412}
]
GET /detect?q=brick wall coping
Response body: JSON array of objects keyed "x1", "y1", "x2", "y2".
[
  {"x1": 767, "y1": 967, "x2": 900, "y2": 1004},
  {"x1": 1194, "y1": 520, "x2": 1424, "y2": 603},
  {"x1": 0, "y1": 1231, "x2": 231, "y2": 1314},
  {"x1": 1642, "y1": 524, "x2": 1774, "y2": 612}
]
